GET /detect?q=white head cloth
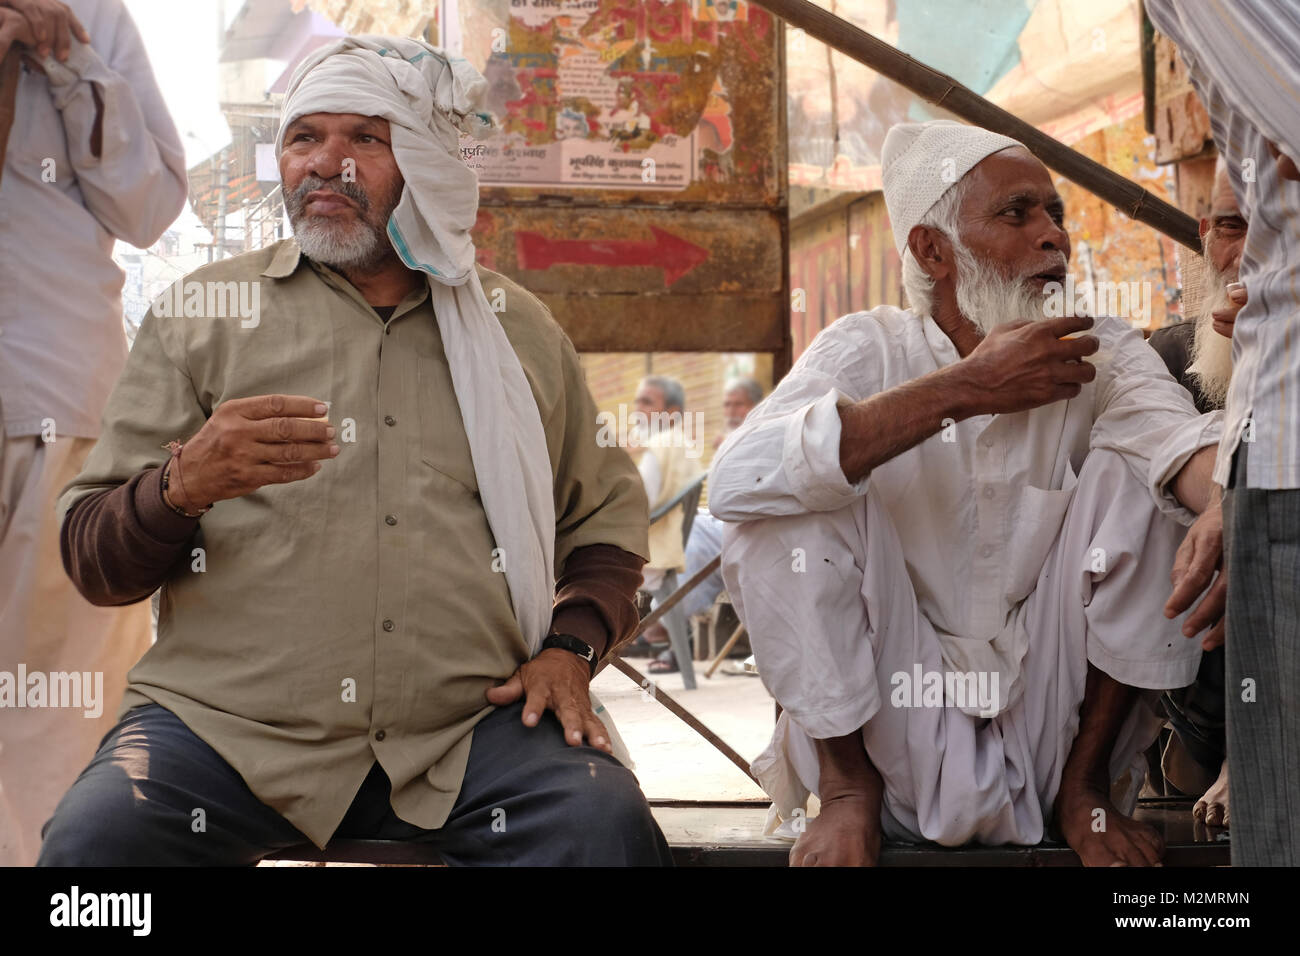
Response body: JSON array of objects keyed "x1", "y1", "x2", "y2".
[
  {"x1": 881, "y1": 119, "x2": 1023, "y2": 254},
  {"x1": 277, "y1": 37, "x2": 556, "y2": 656}
]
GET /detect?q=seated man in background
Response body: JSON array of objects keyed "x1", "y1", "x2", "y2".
[
  {"x1": 1146, "y1": 158, "x2": 1247, "y2": 828},
  {"x1": 631, "y1": 375, "x2": 703, "y2": 675},
  {"x1": 38, "y1": 36, "x2": 669, "y2": 867},
  {"x1": 711, "y1": 119, "x2": 1224, "y2": 867}
]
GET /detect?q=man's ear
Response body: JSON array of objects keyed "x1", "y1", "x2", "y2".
[
  {"x1": 1199, "y1": 216, "x2": 1210, "y2": 240},
  {"x1": 907, "y1": 224, "x2": 953, "y2": 282}
]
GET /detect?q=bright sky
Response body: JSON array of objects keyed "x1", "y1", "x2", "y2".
[{"x1": 124, "y1": 0, "x2": 234, "y2": 167}]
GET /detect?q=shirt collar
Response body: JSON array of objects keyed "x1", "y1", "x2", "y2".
[
  {"x1": 920, "y1": 311, "x2": 960, "y2": 367},
  {"x1": 260, "y1": 239, "x2": 305, "y2": 279}
]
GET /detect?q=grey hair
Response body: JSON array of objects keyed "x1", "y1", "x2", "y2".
[
  {"x1": 900, "y1": 173, "x2": 974, "y2": 319},
  {"x1": 641, "y1": 375, "x2": 685, "y2": 411},
  {"x1": 723, "y1": 376, "x2": 763, "y2": 404}
]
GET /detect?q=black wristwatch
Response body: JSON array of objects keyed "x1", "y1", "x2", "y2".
[{"x1": 541, "y1": 633, "x2": 597, "y2": 677}]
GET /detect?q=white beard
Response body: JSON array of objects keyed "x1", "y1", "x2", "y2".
[
  {"x1": 292, "y1": 217, "x2": 389, "y2": 272},
  {"x1": 284, "y1": 175, "x2": 398, "y2": 273},
  {"x1": 1187, "y1": 257, "x2": 1235, "y2": 407},
  {"x1": 951, "y1": 240, "x2": 1059, "y2": 334}
]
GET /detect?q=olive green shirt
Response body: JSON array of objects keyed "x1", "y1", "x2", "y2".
[{"x1": 56, "y1": 239, "x2": 650, "y2": 848}]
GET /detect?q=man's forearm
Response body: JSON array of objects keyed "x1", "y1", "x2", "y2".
[
  {"x1": 552, "y1": 543, "x2": 645, "y2": 661},
  {"x1": 61, "y1": 466, "x2": 198, "y2": 606},
  {"x1": 1171, "y1": 444, "x2": 1220, "y2": 515},
  {"x1": 838, "y1": 364, "x2": 981, "y2": 484}
]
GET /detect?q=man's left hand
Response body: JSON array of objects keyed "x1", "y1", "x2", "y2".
[
  {"x1": 485, "y1": 648, "x2": 612, "y2": 754},
  {"x1": 1165, "y1": 500, "x2": 1227, "y2": 651}
]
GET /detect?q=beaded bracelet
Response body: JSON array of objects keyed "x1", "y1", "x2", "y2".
[{"x1": 160, "y1": 440, "x2": 211, "y2": 518}]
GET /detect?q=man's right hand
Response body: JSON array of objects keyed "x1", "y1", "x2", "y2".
[
  {"x1": 0, "y1": 7, "x2": 36, "y2": 60},
  {"x1": 0, "y1": 0, "x2": 87, "y2": 61},
  {"x1": 956, "y1": 314, "x2": 1099, "y2": 416},
  {"x1": 170, "y1": 395, "x2": 338, "y2": 512}
]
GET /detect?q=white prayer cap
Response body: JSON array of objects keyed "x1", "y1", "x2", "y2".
[{"x1": 882, "y1": 119, "x2": 1024, "y2": 255}]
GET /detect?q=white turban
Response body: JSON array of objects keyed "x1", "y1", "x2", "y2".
[
  {"x1": 882, "y1": 119, "x2": 1023, "y2": 254},
  {"x1": 276, "y1": 37, "x2": 556, "y2": 660}
]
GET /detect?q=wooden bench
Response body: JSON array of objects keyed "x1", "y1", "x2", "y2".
[{"x1": 263, "y1": 796, "x2": 1231, "y2": 867}]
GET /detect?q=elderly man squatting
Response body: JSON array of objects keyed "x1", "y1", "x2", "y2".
[{"x1": 711, "y1": 120, "x2": 1225, "y2": 867}]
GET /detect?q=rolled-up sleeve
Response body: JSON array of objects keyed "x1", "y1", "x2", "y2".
[{"x1": 709, "y1": 317, "x2": 881, "y2": 521}]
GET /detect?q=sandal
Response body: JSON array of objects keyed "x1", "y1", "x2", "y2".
[{"x1": 647, "y1": 649, "x2": 679, "y2": 674}]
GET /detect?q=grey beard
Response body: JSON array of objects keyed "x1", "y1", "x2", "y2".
[
  {"x1": 292, "y1": 218, "x2": 390, "y2": 272},
  {"x1": 951, "y1": 240, "x2": 1053, "y2": 334},
  {"x1": 285, "y1": 176, "x2": 398, "y2": 273},
  {"x1": 1187, "y1": 257, "x2": 1235, "y2": 407}
]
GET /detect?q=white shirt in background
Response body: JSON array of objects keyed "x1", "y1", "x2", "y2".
[{"x1": 0, "y1": 0, "x2": 186, "y2": 439}]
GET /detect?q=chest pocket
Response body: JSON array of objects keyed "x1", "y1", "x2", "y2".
[
  {"x1": 417, "y1": 356, "x2": 480, "y2": 494},
  {"x1": 1005, "y1": 459, "x2": 1079, "y2": 601}
]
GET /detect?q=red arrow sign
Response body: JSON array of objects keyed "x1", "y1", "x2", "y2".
[{"x1": 515, "y1": 227, "x2": 709, "y2": 286}]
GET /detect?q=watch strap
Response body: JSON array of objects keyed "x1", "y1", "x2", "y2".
[{"x1": 541, "y1": 633, "x2": 597, "y2": 677}]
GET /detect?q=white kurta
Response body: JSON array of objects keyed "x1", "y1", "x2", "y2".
[{"x1": 708, "y1": 307, "x2": 1223, "y2": 844}]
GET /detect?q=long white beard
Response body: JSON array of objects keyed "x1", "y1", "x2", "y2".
[
  {"x1": 1187, "y1": 257, "x2": 1235, "y2": 407},
  {"x1": 951, "y1": 240, "x2": 1057, "y2": 334}
]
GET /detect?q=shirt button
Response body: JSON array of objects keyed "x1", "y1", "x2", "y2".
[
  {"x1": 374, "y1": 730, "x2": 386, "y2": 741},
  {"x1": 981, "y1": 544, "x2": 994, "y2": 558},
  {"x1": 982, "y1": 436, "x2": 995, "y2": 448},
  {"x1": 385, "y1": 514, "x2": 397, "y2": 526},
  {"x1": 983, "y1": 486, "x2": 995, "y2": 499},
  {"x1": 382, "y1": 619, "x2": 395, "y2": 632},
  {"x1": 384, "y1": 416, "x2": 396, "y2": 426}
]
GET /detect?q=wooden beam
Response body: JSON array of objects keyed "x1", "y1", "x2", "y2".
[{"x1": 750, "y1": 0, "x2": 1201, "y2": 251}]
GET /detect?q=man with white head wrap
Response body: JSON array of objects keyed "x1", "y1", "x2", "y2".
[
  {"x1": 37, "y1": 37, "x2": 670, "y2": 866},
  {"x1": 710, "y1": 119, "x2": 1226, "y2": 866}
]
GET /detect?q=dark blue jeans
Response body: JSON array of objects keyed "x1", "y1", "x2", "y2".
[{"x1": 37, "y1": 701, "x2": 672, "y2": 866}]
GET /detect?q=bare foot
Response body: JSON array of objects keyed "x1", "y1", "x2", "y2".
[
  {"x1": 789, "y1": 791, "x2": 882, "y2": 867},
  {"x1": 1054, "y1": 780, "x2": 1165, "y2": 866},
  {"x1": 1193, "y1": 761, "x2": 1229, "y2": 828}
]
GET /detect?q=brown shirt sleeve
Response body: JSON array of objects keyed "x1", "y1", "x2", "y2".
[
  {"x1": 61, "y1": 464, "x2": 200, "y2": 606},
  {"x1": 549, "y1": 543, "x2": 646, "y2": 661}
]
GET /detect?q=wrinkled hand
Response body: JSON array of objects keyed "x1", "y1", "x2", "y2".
[
  {"x1": 1212, "y1": 284, "x2": 1247, "y2": 339},
  {"x1": 1165, "y1": 500, "x2": 1226, "y2": 651},
  {"x1": 485, "y1": 648, "x2": 611, "y2": 754},
  {"x1": 171, "y1": 394, "x2": 338, "y2": 512},
  {"x1": 1, "y1": 0, "x2": 87, "y2": 62},
  {"x1": 789, "y1": 793, "x2": 880, "y2": 867},
  {"x1": 961, "y1": 314, "x2": 1098, "y2": 416},
  {"x1": 0, "y1": 7, "x2": 35, "y2": 61}
]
